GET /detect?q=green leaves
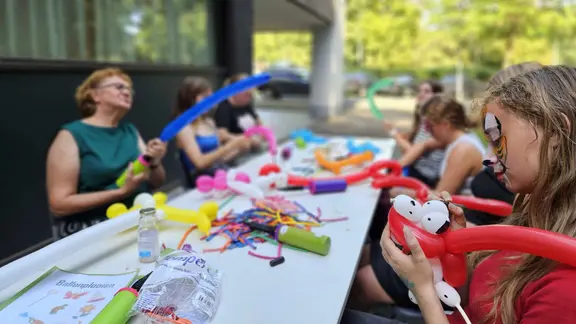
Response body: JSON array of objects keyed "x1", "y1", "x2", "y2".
[{"x1": 254, "y1": 0, "x2": 576, "y2": 74}]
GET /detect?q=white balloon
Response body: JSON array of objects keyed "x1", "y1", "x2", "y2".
[
  {"x1": 420, "y1": 211, "x2": 450, "y2": 235},
  {"x1": 408, "y1": 290, "x2": 418, "y2": 305},
  {"x1": 392, "y1": 194, "x2": 423, "y2": 222},
  {"x1": 274, "y1": 173, "x2": 288, "y2": 188},
  {"x1": 228, "y1": 180, "x2": 265, "y2": 200},
  {"x1": 429, "y1": 258, "x2": 444, "y2": 283},
  {"x1": 254, "y1": 176, "x2": 273, "y2": 191},
  {"x1": 420, "y1": 200, "x2": 449, "y2": 218},
  {"x1": 155, "y1": 209, "x2": 166, "y2": 220},
  {"x1": 133, "y1": 193, "x2": 155, "y2": 208},
  {"x1": 435, "y1": 281, "x2": 461, "y2": 307}
]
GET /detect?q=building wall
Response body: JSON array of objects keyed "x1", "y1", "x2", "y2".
[{"x1": 0, "y1": 0, "x2": 254, "y2": 265}]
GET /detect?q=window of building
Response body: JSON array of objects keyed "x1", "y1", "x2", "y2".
[{"x1": 0, "y1": 0, "x2": 214, "y2": 65}]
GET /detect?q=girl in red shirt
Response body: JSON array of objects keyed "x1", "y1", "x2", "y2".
[{"x1": 344, "y1": 65, "x2": 576, "y2": 323}]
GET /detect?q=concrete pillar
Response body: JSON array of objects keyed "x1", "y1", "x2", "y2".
[{"x1": 309, "y1": 0, "x2": 346, "y2": 120}]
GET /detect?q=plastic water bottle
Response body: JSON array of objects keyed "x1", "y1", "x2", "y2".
[{"x1": 138, "y1": 207, "x2": 160, "y2": 263}]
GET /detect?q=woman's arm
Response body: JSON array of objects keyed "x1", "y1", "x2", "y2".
[
  {"x1": 435, "y1": 143, "x2": 482, "y2": 194},
  {"x1": 391, "y1": 143, "x2": 480, "y2": 199},
  {"x1": 414, "y1": 284, "x2": 451, "y2": 324},
  {"x1": 137, "y1": 136, "x2": 165, "y2": 189},
  {"x1": 47, "y1": 130, "x2": 128, "y2": 217},
  {"x1": 392, "y1": 130, "x2": 414, "y2": 153},
  {"x1": 217, "y1": 128, "x2": 235, "y2": 143},
  {"x1": 398, "y1": 138, "x2": 442, "y2": 167},
  {"x1": 176, "y1": 126, "x2": 243, "y2": 170}
]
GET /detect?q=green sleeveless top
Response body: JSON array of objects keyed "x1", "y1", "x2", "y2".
[{"x1": 53, "y1": 120, "x2": 149, "y2": 239}]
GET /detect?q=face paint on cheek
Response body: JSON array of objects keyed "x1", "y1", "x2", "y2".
[{"x1": 494, "y1": 135, "x2": 508, "y2": 163}]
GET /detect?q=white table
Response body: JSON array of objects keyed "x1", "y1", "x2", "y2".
[{"x1": 0, "y1": 136, "x2": 395, "y2": 324}]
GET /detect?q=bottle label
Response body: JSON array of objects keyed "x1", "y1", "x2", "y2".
[{"x1": 138, "y1": 230, "x2": 159, "y2": 260}]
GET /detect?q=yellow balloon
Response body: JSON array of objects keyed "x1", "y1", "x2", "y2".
[
  {"x1": 199, "y1": 201, "x2": 219, "y2": 221},
  {"x1": 106, "y1": 192, "x2": 219, "y2": 234}
]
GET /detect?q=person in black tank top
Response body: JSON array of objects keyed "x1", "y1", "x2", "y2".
[{"x1": 214, "y1": 73, "x2": 263, "y2": 153}]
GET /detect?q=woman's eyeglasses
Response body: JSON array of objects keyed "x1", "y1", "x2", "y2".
[{"x1": 97, "y1": 83, "x2": 135, "y2": 95}]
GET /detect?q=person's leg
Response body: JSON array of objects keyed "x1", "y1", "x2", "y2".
[
  {"x1": 348, "y1": 242, "x2": 415, "y2": 311},
  {"x1": 348, "y1": 264, "x2": 396, "y2": 311},
  {"x1": 340, "y1": 309, "x2": 406, "y2": 324},
  {"x1": 358, "y1": 245, "x2": 371, "y2": 268}
]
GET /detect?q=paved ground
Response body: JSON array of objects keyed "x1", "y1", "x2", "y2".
[{"x1": 257, "y1": 96, "x2": 418, "y2": 139}]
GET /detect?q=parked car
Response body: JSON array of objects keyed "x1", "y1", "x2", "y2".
[
  {"x1": 441, "y1": 75, "x2": 485, "y2": 99},
  {"x1": 375, "y1": 75, "x2": 418, "y2": 97},
  {"x1": 257, "y1": 67, "x2": 310, "y2": 100},
  {"x1": 345, "y1": 72, "x2": 376, "y2": 96}
]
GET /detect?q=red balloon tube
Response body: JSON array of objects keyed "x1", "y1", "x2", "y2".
[
  {"x1": 445, "y1": 226, "x2": 576, "y2": 268},
  {"x1": 371, "y1": 176, "x2": 430, "y2": 191},
  {"x1": 450, "y1": 195, "x2": 512, "y2": 217},
  {"x1": 369, "y1": 160, "x2": 403, "y2": 178}
]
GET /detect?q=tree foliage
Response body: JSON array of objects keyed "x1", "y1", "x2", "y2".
[{"x1": 254, "y1": 0, "x2": 576, "y2": 77}]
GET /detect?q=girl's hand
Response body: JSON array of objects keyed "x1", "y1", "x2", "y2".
[
  {"x1": 428, "y1": 191, "x2": 466, "y2": 230},
  {"x1": 380, "y1": 224, "x2": 435, "y2": 292}
]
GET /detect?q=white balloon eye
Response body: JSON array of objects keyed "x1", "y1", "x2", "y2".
[
  {"x1": 420, "y1": 211, "x2": 451, "y2": 235},
  {"x1": 435, "y1": 281, "x2": 461, "y2": 307},
  {"x1": 392, "y1": 195, "x2": 422, "y2": 222},
  {"x1": 420, "y1": 200, "x2": 449, "y2": 218}
]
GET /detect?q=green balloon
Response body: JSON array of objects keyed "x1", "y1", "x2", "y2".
[{"x1": 367, "y1": 78, "x2": 395, "y2": 120}]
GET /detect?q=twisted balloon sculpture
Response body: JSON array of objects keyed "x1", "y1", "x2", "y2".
[{"x1": 389, "y1": 194, "x2": 576, "y2": 290}]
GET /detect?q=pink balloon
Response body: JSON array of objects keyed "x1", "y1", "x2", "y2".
[
  {"x1": 214, "y1": 169, "x2": 227, "y2": 178},
  {"x1": 196, "y1": 176, "x2": 214, "y2": 193},
  {"x1": 235, "y1": 172, "x2": 251, "y2": 183},
  {"x1": 213, "y1": 176, "x2": 228, "y2": 191},
  {"x1": 244, "y1": 126, "x2": 277, "y2": 155}
]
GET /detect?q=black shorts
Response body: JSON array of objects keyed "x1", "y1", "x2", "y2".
[
  {"x1": 340, "y1": 309, "x2": 405, "y2": 324},
  {"x1": 370, "y1": 241, "x2": 454, "y2": 311},
  {"x1": 369, "y1": 241, "x2": 417, "y2": 309}
]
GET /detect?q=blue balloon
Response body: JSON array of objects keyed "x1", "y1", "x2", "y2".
[
  {"x1": 290, "y1": 129, "x2": 327, "y2": 144},
  {"x1": 346, "y1": 138, "x2": 381, "y2": 155},
  {"x1": 159, "y1": 73, "x2": 271, "y2": 142}
]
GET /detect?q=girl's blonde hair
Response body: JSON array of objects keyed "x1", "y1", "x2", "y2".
[
  {"x1": 75, "y1": 68, "x2": 132, "y2": 117},
  {"x1": 487, "y1": 62, "x2": 543, "y2": 89},
  {"x1": 469, "y1": 62, "x2": 543, "y2": 127},
  {"x1": 471, "y1": 65, "x2": 576, "y2": 324}
]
